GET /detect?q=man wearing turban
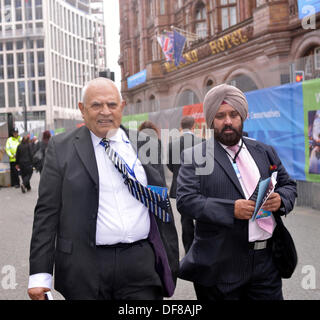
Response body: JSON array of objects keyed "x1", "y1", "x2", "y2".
[{"x1": 176, "y1": 84, "x2": 297, "y2": 300}]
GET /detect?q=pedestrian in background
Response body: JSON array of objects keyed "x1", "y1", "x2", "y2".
[
  {"x1": 167, "y1": 116, "x2": 204, "y2": 254},
  {"x1": 15, "y1": 135, "x2": 33, "y2": 193},
  {"x1": 167, "y1": 116, "x2": 204, "y2": 299},
  {"x1": 138, "y1": 120, "x2": 166, "y2": 183},
  {"x1": 30, "y1": 135, "x2": 40, "y2": 155},
  {"x1": 35, "y1": 130, "x2": 51, "y2": 173},
  {"x1": 5, "y1": 128, "x2": 22, "y2": 188},
  {"x1": 138, "y1": 120, "x2": 160, "y2": 139}
]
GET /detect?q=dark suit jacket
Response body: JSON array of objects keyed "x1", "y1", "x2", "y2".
[
  {"x1": 176, "y1": 137, "x2": 297, "y2": 286},
  {"x1": 29, "y1": 125, "x2": 179, "y2": 299},
  {"x1": 167, "y1": 132, "x2": 204, "y2": 198}
]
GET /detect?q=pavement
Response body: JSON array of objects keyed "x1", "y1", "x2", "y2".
[{"x1": 0, "y1": 171, "x2": 319, "y2": 300}]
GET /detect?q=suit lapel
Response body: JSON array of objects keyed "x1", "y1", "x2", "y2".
[
  {"x1": 243, "y1": 138, "x2": 270, "y2": 180},
  {"x1": 214, "y1": 141, "x2": 245, "y2": 197},
  {"x1": 73, "y1": 126, "x2": 99, "y2": 186}
]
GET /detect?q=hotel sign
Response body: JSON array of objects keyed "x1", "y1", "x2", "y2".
[{"x1": 163, "y1": 27, "x2": 252, "y2": 73}]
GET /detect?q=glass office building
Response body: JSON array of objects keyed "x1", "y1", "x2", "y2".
[{"x1": 0, "y1": 0, "x2": 107, "y2": 134}]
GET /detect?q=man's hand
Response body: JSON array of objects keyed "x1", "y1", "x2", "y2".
[
  {"x1": 234, "y1": 199, "x2": 255, "y2": 220},
  {"x1": 28, "y1": 287, "x2": 51, "y2": 300},
  {"x1": 262, "y1": 192, "x2": 282, "y2": 212}
]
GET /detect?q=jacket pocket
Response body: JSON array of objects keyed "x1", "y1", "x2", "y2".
[{"x1": 57, "y1": 237, "x2": 73, "y2": 254}]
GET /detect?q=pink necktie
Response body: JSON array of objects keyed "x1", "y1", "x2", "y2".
[{"x1": 228, "y1": 145, "x2": 274, "y2": 234}]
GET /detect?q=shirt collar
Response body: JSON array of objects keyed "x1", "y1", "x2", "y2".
[
  {"x1": 182, "y1": 130, "x2": 194, "y2": 135},
  {"x1": 219, "y1": 138, "x2": 245, "y2": 151},
  {"x1": 90, "y1": 128, "x2": 129, "y2": 148}
]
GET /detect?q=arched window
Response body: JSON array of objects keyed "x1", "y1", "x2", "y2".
[
  {"x1": 195, "y1": 2, "x2": 207, "y2": 39},
  {"x1": 177, "y1": 89, "x2": 200, "y2": 107},
  {"x1": 228, "y1": 75, "x2": 258, "y2": 93},
  {"x1": 149, "y1": 94, "x2": 159, "y2": 112},
  {"x1": 135, "y1": 99, "x2": 142, "y2": 113},
  {"x1": 297, "y1": 46, "x2": 320, "y2": 81}
]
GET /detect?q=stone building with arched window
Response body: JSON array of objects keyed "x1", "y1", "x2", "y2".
[{"x1": 119, "y1": 0, "x2": 320, "y2": 115}]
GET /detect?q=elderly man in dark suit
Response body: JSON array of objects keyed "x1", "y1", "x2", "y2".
[
  {"x1": 176, "y1": 84, "x2": 297, "y2": 300},
  {"x1": 28, "y1": 78, "x2": 179, "y2": 300}
]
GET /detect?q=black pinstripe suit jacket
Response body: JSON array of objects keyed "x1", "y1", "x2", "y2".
[{"x1": 176, "y1": 137, "x2": 297, "y2": 286}]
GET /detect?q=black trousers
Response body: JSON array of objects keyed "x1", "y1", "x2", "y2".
[
  {"x1": 20, "y1": 164, "x2": 33, "y2": 190},
  {"x1": 181, "y1": 215, "x2": 195, "y2": 254},
  {"x1": 96, "y1": 240, "x2": 163, "y2": 300},
  {"x1": 10, "y1": 162, "x2": 20, "y2": 187},
  {"x1": 194, "y1": 245, "x2": 283, "y2": 301}
]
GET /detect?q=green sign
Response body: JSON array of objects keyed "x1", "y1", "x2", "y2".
[
  {"x1": 303, "y1": 78, "x2": 320, "y2": 182},
  {"x1": 121, "y1": 113, "x2": 149, "y2": 129}
]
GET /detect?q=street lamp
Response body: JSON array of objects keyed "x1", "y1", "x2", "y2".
[{"x1": 20, "y1": 92, "x2": 27, "y2": 134}]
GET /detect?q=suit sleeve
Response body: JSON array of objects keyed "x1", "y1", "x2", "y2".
[
  {"x1": 267, "y1": 146, "x2": 297, "y2": 216},
  {"x1": 176, "y1": 148, "x2": 234, "y2": 227},
  {"x1": 29, "y1": 138, "x2": 62, "y2": 275}
]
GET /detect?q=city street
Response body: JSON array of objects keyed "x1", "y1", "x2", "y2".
[{"x1": 0, "y1": 171, "x2": 319, "y2": 300}]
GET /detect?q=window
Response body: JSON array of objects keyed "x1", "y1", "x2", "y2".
[
  {"x1": 28, "y1": 80, "x2": 36, "y2": 106},
  {"x1": 25, "y1": 0, "x2": 32, "y2": 20},
  {"x1": 27, "y1": 52, "x2": 35, "y2": 77},
  {"x1": 305, "y1": 56, "x2": 313, "y2": 76},
  {"x1": 39, "y1": 80, "x2": 46, "y2": 105},
  {"x1": 205, "y1": 79, "x2": 214, "y2": 93},
  {"x1": 15, "y1": 0, "x2": 22, "y2": 21},
  {"x1": 7, "y1": 82, "x2": 16, "y2": 107},
  {"x1": 195, "y1": 3, "x2": 207, "y2": 39},
  {"x1": 37, "y1": 51, "x2": 45, "y2": 77},
  {"x1": 16, "y1": 40, "x2": 23, "y2": 49},
  {"x1": 220, "y1": 0, "x2": 237, "y2": 31},
  {"x1": 18, "y1": 81, "x2": 25, "y2": 107},
  {"x1": 149, "y1": 95, "x2": 159, "y2": 112},
  {"x1": 35, "y1": 0, "x2": 43, "y2": 20},
  {"x1": 6, "y1": 42, "x2": 13, "y2": 50},
  {"x1": 160, "y1": 0, "x2": 165, "y2": 15},
  {"x1": 36, "y1": 39, "x2": 44, "y2": 48},
  {"x1": 148, "y1": 0, "x2": 153, "y2": 17},
  {"x1": 7, "y1": 53, "x2": 14, "y2": 78},
  {"x1": 0, "y1": 83, "x2": 5, "y2": 108},
  {"x1": 17, "y1": 52, "x2": 24, "y2": 78},
  {"x1": 0, "y1": 55, "x2": 3, "y2": 79},
  {"x1": 178, "y1": 89, "x2": 200, "y2": 107},
  {"x1": 27, "y1": 39, "x2": 33, "y2": 49},
  {"x1": 135, "y1": 99, "x2": 142, "y2": 113}
]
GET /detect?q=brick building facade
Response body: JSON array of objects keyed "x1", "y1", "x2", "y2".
[{"x1": 119, "y1": 0, "x2": 320, "y2": 115}]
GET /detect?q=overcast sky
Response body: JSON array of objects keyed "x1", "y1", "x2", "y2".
[{"x1": 104, "y1": 0, "x2": 121, "y2": 90}]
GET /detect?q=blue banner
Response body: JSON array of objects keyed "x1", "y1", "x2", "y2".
[
  {"x1": 127, "y1": 69, "x2": 147, "y2": 89},
  {"x1": 173, "y1": 30, "x2": 186, "y2": 67},
  {"x1": 298, "y1": 0, "x2": 320, "y2": 19},
  {"x1": 244, "y1": 83, "x2": 305, "y2": 180}
]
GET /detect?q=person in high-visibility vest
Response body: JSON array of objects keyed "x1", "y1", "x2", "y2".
[{"x1": 5, "y1": 128, "x2": 22, "y2": 188}]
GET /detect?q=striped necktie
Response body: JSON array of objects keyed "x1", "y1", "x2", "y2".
[{"x1": 100, "y1": 138, "x2": 171, "y2": 223}]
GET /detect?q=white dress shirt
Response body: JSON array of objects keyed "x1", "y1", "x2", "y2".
[
  {"x1": 29, "y1": 128, "x2": 150, "y2": 290},
  {"x1": 220, "y1": 139, "x2": 276, "y2": 242}
]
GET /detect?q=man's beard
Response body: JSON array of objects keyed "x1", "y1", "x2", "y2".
[{"x1": 214, "y1": 123, "x2": 243, "y2": 146}]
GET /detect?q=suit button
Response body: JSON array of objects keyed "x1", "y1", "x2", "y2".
[
  {"x1": 90, "y1": 241, "x2": 95, "y2": 248},
  {"x1": 92, "y1": 213, "x2": 97, "y2": 219}
]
